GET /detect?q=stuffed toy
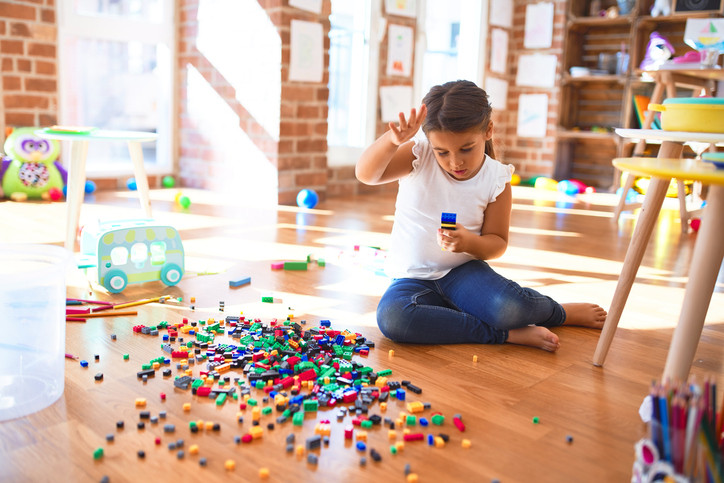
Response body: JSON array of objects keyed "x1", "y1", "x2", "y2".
[
  {"x1": 639, "y1": 31, "x2": 674, "y2": 70},
  {"x1": 1, "y1": 127, "x2": 67, "y2": 200},
  {"x1": 651, "y1": 0, "x2": 671, "y2": 17}
]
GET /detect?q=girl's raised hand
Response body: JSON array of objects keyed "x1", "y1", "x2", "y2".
[{"x1": 388, "y1": 104, "x2": 427, "y2": 146}]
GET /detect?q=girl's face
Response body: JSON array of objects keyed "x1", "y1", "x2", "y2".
[{"x1": 427, "y1": 123, "x2": 493, "y2": 181}]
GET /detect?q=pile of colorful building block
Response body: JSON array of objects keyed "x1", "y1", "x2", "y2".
[{"x1": 88, "y1": 314, "x2": 470, "y2": 480}]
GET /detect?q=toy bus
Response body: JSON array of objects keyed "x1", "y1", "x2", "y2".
[{"x1": 79, "y1": 219, "x2": 184, "y2": 293}]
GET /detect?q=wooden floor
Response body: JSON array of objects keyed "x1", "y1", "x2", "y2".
[{"x1": 1, "y1": 186, "x2": 723, "y2": 482}]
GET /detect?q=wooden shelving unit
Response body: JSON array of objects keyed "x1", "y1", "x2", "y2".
[{"x1": 555, "y1": 0, "x2": 724, "y2": 190}]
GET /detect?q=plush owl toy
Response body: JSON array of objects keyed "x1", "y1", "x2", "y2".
[{"x1": 1, "y1": 127, "x2": 67, "y2": 200}]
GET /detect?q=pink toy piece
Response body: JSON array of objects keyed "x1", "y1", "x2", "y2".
[{"x1": 271, "y1": 262, "x2": 284, "y2": 270}]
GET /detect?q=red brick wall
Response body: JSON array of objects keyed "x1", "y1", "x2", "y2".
[
  {"x1": 0, "y1": 0, "x2": 58, "y2": 139},
  {"x1": 489, "y1": 0, "x2": 566, "y2": 181},
  {"x1": 177, "y1": 0, "x2": 331, "y2": 205}
]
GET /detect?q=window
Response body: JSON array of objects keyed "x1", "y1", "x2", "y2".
[
  {"x1": 109, "y1": 246, "x2": 128, "y2": 266},
  {"x1": 417, "y1": 0, "x2": 487, "y2": 99},
  {"x1": 57, "y1": 0, "x2": 174, "y2": 176},
  {"x1": 327, "y1": 0, "x2": 379, "y2": 166}
]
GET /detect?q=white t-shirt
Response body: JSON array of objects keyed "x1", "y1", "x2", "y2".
[{"x1": 384, "y1": 137, "x2": 514, "y2": 280}]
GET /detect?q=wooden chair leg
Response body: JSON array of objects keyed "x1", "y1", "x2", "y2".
[
  {"x1": 676, "y1": 179, "x2": 689, "y2": 229},
  {"x1": 613, "y1": 173, "x2": 638, "y2": 222}
]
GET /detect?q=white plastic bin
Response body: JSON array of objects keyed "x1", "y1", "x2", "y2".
[{"x1": 0, "y1": 244, "x2": 71, "y2": 421}]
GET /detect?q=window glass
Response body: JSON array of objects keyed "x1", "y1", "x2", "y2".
[
  {"x1": 328, "y1": 1, "x2": 370, "y2": 148},
  {"x1": 149, "y1": 241, "x2": 167, "y2": 265},
  {"x1": 421, "y1": 0, "x2": 462, "y2": 95},
  {"x1": 109, "y1": 246, "x2": 128, "y2": 266},
  {"x1": 130, "y1": 243, "x2": 148, "y2": 264},
  {"x1": 62, "y1": 38, "x2": 163, "y2": 167},
  {"x1": 74, "y1": 0, "x2": 163, "y2": 22}
]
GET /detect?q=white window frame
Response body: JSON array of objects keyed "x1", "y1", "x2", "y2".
[{"x1": 57, "y1": 1, "x2": 176, "y2": 177}]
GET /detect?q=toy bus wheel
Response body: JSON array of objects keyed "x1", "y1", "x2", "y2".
[
  {"x1": 161, "y1": 263, "x2": 183, "y2": 286},
  {"x1": 104, "y1": 270, "x2": 128, "y2": 293}
]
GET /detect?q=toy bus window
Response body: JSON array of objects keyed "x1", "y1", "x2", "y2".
[
  {"x1": 149, "y1": 241, "x2": 167, "y2": 265},
  {"x1": 130, "y1": 242, "x2": 148, "y2": 267},
  {"x1": 110, "y1": 246, "x2": 129, "y2": 266}
]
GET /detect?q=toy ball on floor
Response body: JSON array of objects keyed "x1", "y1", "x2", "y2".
[
  {"x1": 557, "y1": 180, "x2": 580, "y2": 196},
  {"x1": 85, "y1": 180, "x2": 96, "y2": 194},
  {"x1": 177, "y1": 194, "x2": 191, "y2": 209},
  {"x1": 162, "y1": 175, "x2": 175, "y2": 188},
  {"x1": 47, "y1": 186, "x2": 63, "y2": 201},
  {"x1": 296, "y1": 189, "x2": 318, "y2": 209},
  {"x1": 126, "y1": 177, "x2": 137, "y2": 190},
  {"x1": 534, "y1": 177, "x2": 559, "y2": 191}
]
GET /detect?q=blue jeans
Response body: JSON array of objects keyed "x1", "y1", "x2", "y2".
[{"x1": 377, "y1": 260, "x2": 566, "y2": 344}]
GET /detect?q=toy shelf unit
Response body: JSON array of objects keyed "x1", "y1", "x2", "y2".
[
  {"x1": 556, "y1": 0, "x2": 724, "y2": 191},
  {"x1": 78, "y1": 219, "x2": 184, "y2": 293},
  {"x1": 556, "y1": 3, "x2": 635, "y2": 190}
]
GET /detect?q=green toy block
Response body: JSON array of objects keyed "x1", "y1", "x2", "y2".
[
  {"x1": 283, "y1": 261, "x2": 307, "y2": 271},
  {"x1": 431, "y1": 414, "x2": 445, "y2": 425},
  {"x1": 303, "y1": 400, "x2": 319, "y2": 412},
  {"x1": 293, "y1": 411, "x2": 305, "y2": 426}
]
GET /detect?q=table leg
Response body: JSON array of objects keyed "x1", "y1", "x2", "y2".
[
  {"x1": 663, "y1": 184, "x2": 724, "y2": 383},
  {"x1": 593, "y1": 140, "x2": 684, "y2": 366},
  {"x1": 65, "y1": 140, "x2": 89, "y2": 251},
  {"x1": 127, "y1": 141, "x2": 153, "y2": 218}
]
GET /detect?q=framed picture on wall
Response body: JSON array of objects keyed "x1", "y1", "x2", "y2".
[{"x1": 672, "y1": 0, "x2": 724, "y2": 14}]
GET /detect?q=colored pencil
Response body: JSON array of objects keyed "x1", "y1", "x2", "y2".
[
  {"x1": 660, "y1": 387, "x2": 672, "y2": 463},
  {"x1": 112, "y1": 295, "x2": 170, "y2": 310},
  {"x1": 71, "y1": 310, "x2": 138, "y2": 318}
]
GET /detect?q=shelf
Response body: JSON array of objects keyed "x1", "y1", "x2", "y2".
[
  {"x1": 562, "y1": 73, "x2": 628, "y2": 84},
  {"x1": 556, "y1": 129, "x2": 618, "y2": 141},
  {"x1": 568, "y1": 14, "x2": 634, "y2": 28},
  {"x1": 637, "y1": 12, "x2": 723, "y2": 27}
]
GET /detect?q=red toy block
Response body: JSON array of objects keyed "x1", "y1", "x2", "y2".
[{"x1": 403, "y1": 433, "x2": 425, "y2": 442}]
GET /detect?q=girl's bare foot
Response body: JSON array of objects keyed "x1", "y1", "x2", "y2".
[
  {"x1": 562, "y1": 303, "x2": 607, "y2": 329},
  {"x1": 507, "y1": 326, "x2": 560, "y2": 352}
]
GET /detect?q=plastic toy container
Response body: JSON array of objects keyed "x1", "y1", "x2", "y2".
[
  {"x1": 0, "y1": 244, "x2": 71, "y2": 421},
  {"x1": 648, "y1": 98, "x2": 724, "y2": 133}
]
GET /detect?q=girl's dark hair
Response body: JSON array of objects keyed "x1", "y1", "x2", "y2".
[{"x1": 421, "y1": 80, "x2": 496, "y2": 159}]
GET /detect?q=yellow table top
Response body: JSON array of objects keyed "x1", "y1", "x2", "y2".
[{"x1": 613, "y1": 157, "x2": 724, "y2": 185}]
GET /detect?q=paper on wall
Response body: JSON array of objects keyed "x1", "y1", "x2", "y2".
[
  {"x1": 289, "y1": 0, "x2": 322, "y2": 14},
  {"x1": 524, "y1": 2, "x2": 554, "y2": 49},
  {"x1": 384, "y1": 0, "x2": 417, "y2": 18},
  {"x1": 484, "y1": 77, "x2": 508, "y2": 111},
  {"x1": 517, "y1": 94, "x2": 548, "y2": 138},
  {"x1": 490, "y1": 28, "x2": 508, "y2": 74},
  {"x1": 489, "y1": 0, "x2": 512, "y2": 28},
  {"x1": 289, "y1": 19, "x2": 324, "y2": 83},
  {"x1": 387, "y1": 24, "x2": 414, "y2": 77},
  {"x1": 516, "y1": 54, "x2": 557, "y2": 88},
  {"x1": 380, "y1": 85, "x2": 414, "y2": 122}
]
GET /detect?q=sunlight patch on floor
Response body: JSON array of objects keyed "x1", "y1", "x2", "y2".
[{"x1": 509, "y1": 226, "x2": 581, "y2": 237}]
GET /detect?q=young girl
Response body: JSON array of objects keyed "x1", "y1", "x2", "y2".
[{"x1": 356, "y1": 80, "x2": 606, "y2": 352}]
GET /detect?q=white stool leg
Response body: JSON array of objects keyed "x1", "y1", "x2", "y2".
[
  {"x1": 127, "y1": 141, "x2": 153, "y2": 218},
  {"x1": 65, "y1": 140, "x2": 89, "y2": 251},
  {"x1": 676, "y1": 179, "x2": 689, "y2": 229}
]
